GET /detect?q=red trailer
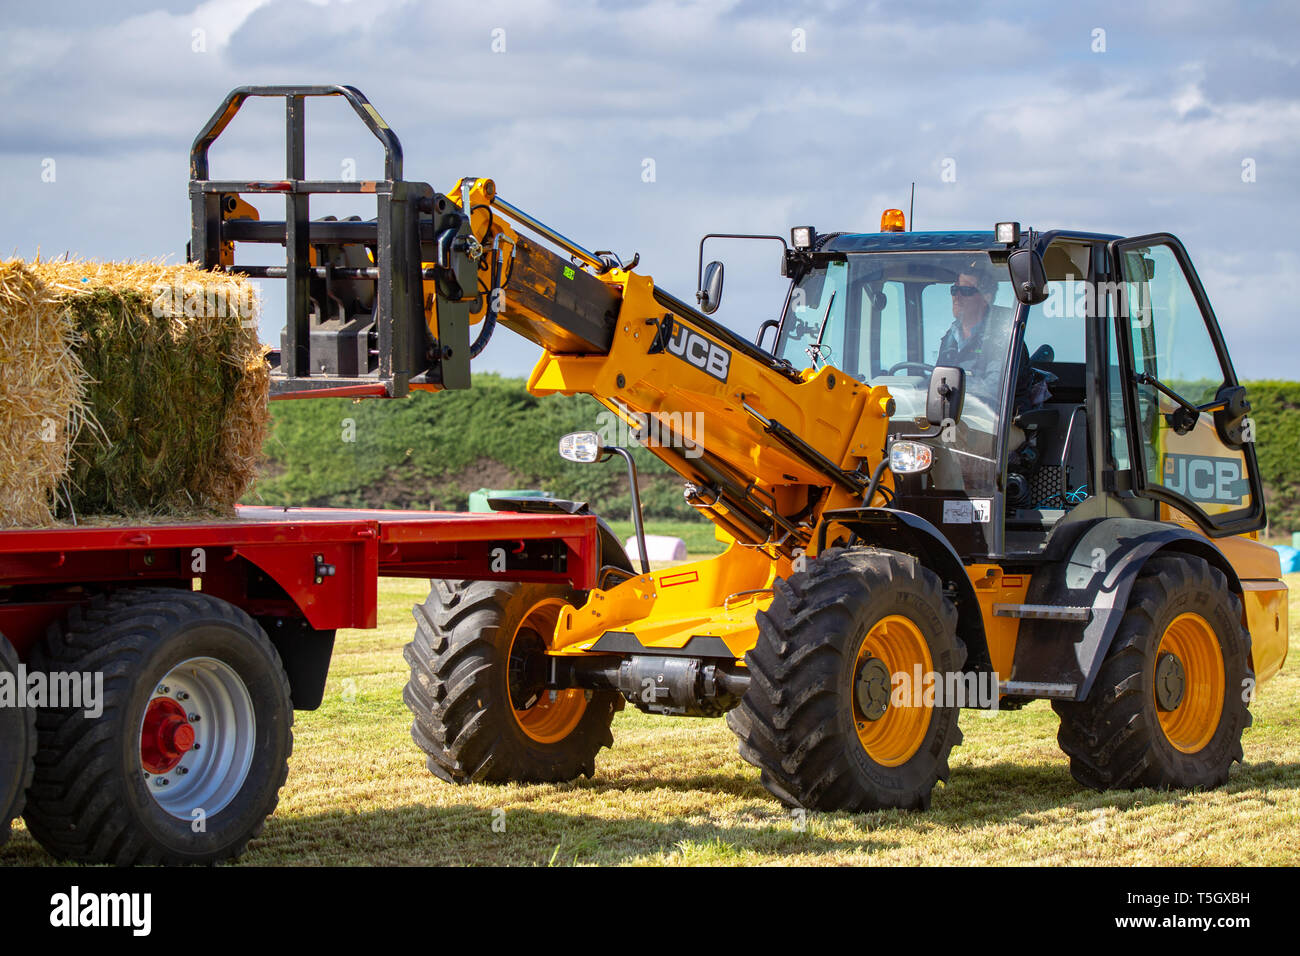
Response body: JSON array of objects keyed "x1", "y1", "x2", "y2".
[{"x1": 0, "y1": 504, "x2": 605, "y2": 864}]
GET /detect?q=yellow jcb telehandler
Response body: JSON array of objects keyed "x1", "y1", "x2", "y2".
[{"x1": 191, "y1": 85, "x2": 1287, "y2": 811}]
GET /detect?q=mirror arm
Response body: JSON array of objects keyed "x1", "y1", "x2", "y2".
[
  {"x1": 1134, "y1": 371, "x2": 1203, "y2": 415},
  {"x1": 604, "y1": 445, "x2": 650, "y2": 575},
  {"x1": 1133, "y1": 372, "x2": 1211, "y2": 436}
]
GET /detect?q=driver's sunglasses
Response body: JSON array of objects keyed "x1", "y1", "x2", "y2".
[{"x1": 949, "y1": 284, "x2": 982, "y2": 297}]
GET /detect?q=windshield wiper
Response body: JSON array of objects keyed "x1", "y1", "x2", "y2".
[{"x1": 805, "y1": 291, "x2": 836, "y2": 369}]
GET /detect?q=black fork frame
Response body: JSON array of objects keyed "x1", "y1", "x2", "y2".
[{"x1": 188, "y1": 85, "x2": 471, "y2": 398}]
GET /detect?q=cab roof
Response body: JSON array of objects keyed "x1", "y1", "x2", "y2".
[{"x1": 822, "y1": 229, "x2": 1121, "y2": 253}]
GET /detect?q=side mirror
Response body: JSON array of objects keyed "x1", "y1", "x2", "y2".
[
  {"x1": 1007, "y1": 248, "x2": 1049, "y2": 305},
  {"x1": 697, "y1": 260, "x2": 724, "y2": 314},
  {"x1": 558, "y1": 431, "x2": 605, "y2": 463},
  {"x1": 1213, "y1": 384, "x2": 1251, "y2": 450},
  {"x1": 926, "y1": 366, "x2": 966, "y2": 427}
]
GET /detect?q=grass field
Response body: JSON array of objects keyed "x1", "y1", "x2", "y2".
[{"x1": 4, "y1": 573, "x2": 1298, "y2": 867}]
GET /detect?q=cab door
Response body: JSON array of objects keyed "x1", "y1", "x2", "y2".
[{"x1": 1108, "y1": 234, "x2": 1265, "y2": 536}]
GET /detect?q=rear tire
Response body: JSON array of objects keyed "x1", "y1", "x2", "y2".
[
  {"x1": 728, "y1": 547, "x2": 966, "y2": 811},
  {"x1": 1, "y1": 633, "x2": 37, "y2": 848},
  {"x1": 23, "y1": 589, "x2": 293, "y2": 864},
  {"x1": 403, "y1": 579, "x2": 619, "y2": 783},
  {"x1": 1053, "y1": 554, "x2": 1252, "y2": 791}
]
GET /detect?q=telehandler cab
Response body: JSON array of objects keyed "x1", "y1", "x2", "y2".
[{"x1": 191, "y1": 86, "x2": 1287, "y2": 811}]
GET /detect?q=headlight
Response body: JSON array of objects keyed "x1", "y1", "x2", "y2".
[
  {"x1": 558, "y1": 431, "x2": 604, "y2": 463},
  {"x1": 888, "y1": 440, "x2": 933, "y2": 475}
]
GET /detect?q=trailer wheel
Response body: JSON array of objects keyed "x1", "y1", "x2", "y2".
[
  {"x1": 1053, "y1": 554, "x2": 1252, "y2": 791},
  {"x1": 727, "y1": 547, "x2": 966, "y2": 811},
  {"x1": 1, "y1": 634, "x2": 37, "y2": 849},
  {"x1": 404, "y1": 580, "x2": 619, "y2": 783},
  {"x1": 23, "y1": 589, "x2": 292, "y2": 865}
]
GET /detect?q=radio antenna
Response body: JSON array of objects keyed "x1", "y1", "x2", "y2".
[{"x1": 909, "y1": 182, "x2": 915, "y2": 231}]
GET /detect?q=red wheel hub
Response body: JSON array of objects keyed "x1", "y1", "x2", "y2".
[{"x1": 141, "y1": 697, "x2": 195, "y2": 774}]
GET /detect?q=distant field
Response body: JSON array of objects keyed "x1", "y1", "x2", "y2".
[
  {"x1": 604, "y1": 518, "x2": 724, "y2": 557},
  {"x1": 4, "y1": 574, "x2": 1297, "y2": 867}
]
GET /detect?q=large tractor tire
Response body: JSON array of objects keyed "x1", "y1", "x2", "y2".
[
  {"x1": 728, "y1": 547, "x2": 966, "y2": 811},
  {"x1": 1053, "y1": 554, "x2": 1252, "y2": 791},
  {"x1": 23, "y1": 589, "x2": 293, "y2": 865},
  {"x1": 404, "y1": 579, "x2": 619, "y2": 784},
  {"x1": 1, "y1": 633, "x2": 37, "y2": 849}
]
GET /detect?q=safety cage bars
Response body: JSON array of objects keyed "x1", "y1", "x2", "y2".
[{"x1": 188, "y1": 85, "x2": 476, "y2": 398}]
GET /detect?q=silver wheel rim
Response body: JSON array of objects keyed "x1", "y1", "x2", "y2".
[{"x1": 139, "y1": 657, "x2": 256, "y2": 820}]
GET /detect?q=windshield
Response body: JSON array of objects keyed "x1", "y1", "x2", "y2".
[{"x1": 775, "y1": 251, "x2": 1021, "y2": 496}]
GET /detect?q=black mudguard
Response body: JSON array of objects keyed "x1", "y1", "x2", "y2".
[
  {"x1": 487, "y1": 496, "x2": 634, "y2": 581},
  {"x1": 1011, "y1": 517, "x2": 1241, "y2": 700},
  {"x1": 820, "y1": 507, "x2": 993, "y2": 675}
]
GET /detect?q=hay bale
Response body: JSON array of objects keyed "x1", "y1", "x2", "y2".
[
  {"x1": 0, "y1": 259, "x2": 269, "y2": 526},
  {"x1": 0, "y1": 261, "x2": 88, "y2": 526}
]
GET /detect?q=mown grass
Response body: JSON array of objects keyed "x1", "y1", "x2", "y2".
[{"x1": 4, "y1": 575, "x2": 1297, "y2": 866}]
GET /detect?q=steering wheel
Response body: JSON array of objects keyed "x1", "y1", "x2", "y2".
[{"x1": 886, "y1": 361, "x2": 934, "y2": 376}]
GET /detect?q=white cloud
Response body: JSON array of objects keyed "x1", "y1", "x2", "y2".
[{"x1": 1, "y1": 0, "x2": 1297, "y2": 379}]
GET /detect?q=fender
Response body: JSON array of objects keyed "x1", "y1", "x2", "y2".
[
  {"x1": 1011, "y1": 517, "x2": 1242, "y2": 700},
  {"x1": 256, "y1": 616, "x2": 336, "y2": 711},
  {"x1": 818, "y1": 507, "x2": 992, "y2": 675},
  {"x1": 486, "y1": 496, "x2": 634, "y2": 582}
]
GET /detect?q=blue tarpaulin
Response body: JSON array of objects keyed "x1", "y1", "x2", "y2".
[{"x1": 1272, "y1": 545, "x2": 1300, "y2": 574}]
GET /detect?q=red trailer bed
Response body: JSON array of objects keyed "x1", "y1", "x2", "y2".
[
  {"x1": 0, "y1": 502, "x2": 603, "y2": 862},
  {"x1": 0, "y1": 505, "x2": 599, "y2": 657}
]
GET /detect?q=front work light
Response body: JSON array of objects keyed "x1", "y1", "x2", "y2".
[
  {"x1": 880, "y1": 209, "x2": 906, "y2": 232},
  {"x1": 888, "y1": 440, "x2": 933, "y2": 475},
  {"x1": 791, "y1": 226, "x2": 816, "y2": 250},
  {"x1": 558, "y1": 431, "x2": 604, "y2": 463},
  {"x1": 995, "y1": 221, "x2": 1021, "y2": 245}
]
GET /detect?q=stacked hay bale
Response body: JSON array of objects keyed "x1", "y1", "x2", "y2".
[{"x1": 0, "y1": 259, "x2": 269, "y2": 527}]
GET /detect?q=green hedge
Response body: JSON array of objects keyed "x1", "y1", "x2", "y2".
[
  {"x1": 249, "y1": 375, "x2": 1300, "y2": 533},
  {"x1": 248, "y1": 373, "x2": 697, "y2": 519},
  {"x1": 1242, "y1": 380, "x2": 1300, "y2": 533}
]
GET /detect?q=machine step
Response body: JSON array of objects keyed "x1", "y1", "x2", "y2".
[
  {"x1": 992, "y1": 603, "x2": 1092, "y2": 622},
  {"x1": 999, "y1": 680, "x2": 1078, "y2": 699}
]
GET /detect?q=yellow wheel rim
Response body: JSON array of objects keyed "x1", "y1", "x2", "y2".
[
  {"x1": 1155, "y1": 612, "x2": 1225, "y2": 754},
  {"x1": 508, "y1": 598, "x2": 587, "y2": 744},
  {"x1": 853, "y1": 615, "x2": 933, "y2": 767}
]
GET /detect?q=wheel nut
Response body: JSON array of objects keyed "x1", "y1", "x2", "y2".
[
  {"x1": 188, "y1": 713, "x2": 200, "y2": 722},
  {"x1": 157, "y1": 685, "x2": 169, "y2": 695},
  {"x1": 178, "y1": 767, "x2": 189, "y2": 775},
  {"x1": 176, "y1": 691, "x2": 189, "y2": 701}
]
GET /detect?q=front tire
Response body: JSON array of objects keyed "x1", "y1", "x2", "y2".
[
  {"x1": 403, "y1": 579, "x2": 619, "y2": 784},
  {"x1": 1053, "y1": 554, "x2": 1252, "y2": 791},
  {"x1": 1, "y1": 633, "x2": 37, "y2": 848},
  {"x1": 23, "y1": 589, "x2": 293, "y2": 865},
  {"x1": 728, "y1": 547, "x2": 966, "y2": 811}
]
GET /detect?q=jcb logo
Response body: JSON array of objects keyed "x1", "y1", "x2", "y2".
[
  {"x1": 656, "y1": 320, "x2": 730, "y2": 382},
  {"x1": 1162, "y1": 454, "x2": 1247, "y2": 505}
]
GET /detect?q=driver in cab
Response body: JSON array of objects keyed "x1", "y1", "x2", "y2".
[
  {"x1": 937, "y1": 259, "x2": 1031, "y2": 416},
  {"x1": 925, "y1": 261, "x2": 1034, "y2": 492}
]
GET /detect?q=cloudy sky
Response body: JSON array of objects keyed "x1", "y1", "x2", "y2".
[{"x1": 3, "y1": 0, "x2": 1297, "y2": 378}]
